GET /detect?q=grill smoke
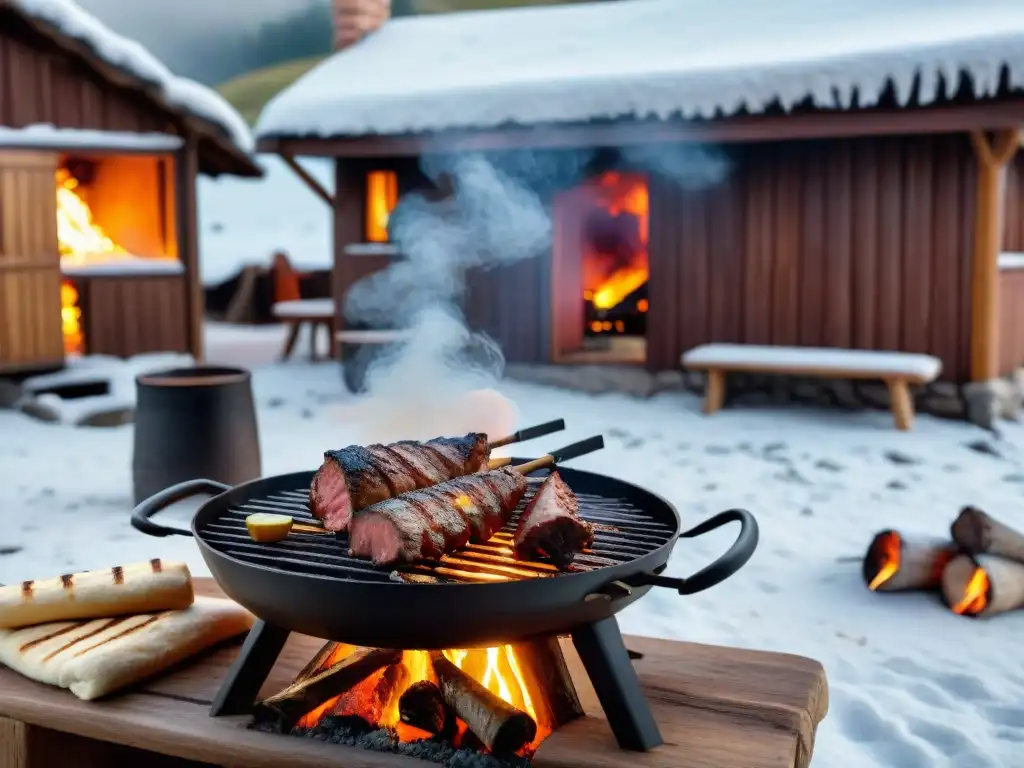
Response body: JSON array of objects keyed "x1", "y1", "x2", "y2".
[{"x1": 337, "y1": 142, "x2": 730, "y2": 444}]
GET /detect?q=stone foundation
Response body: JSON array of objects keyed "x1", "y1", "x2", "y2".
[{"x1": 504, "y1": 363, "x2": 1024, "y2": 429}]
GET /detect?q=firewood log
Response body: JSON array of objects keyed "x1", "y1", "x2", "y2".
[
  {"x1": 950, "y1": 507, "x2": 1024, "y2": 564},
  {"x1": 398, "y1": 680, "x2": 453, "y2": 737},
  {"x1": 941, "y1": 553, "x2": 1024, "y2": 618},
  {"x1": 508, "y1": 637, "x2": 584, "y2": 730},
  {"x1": 862, "y1": 530, "x2": 956, "y2": 592},
  {"x1": 252, "y1": 647, "x2": 401, "y2": 730},
  {"x1": 429, "y1": 652, "x2": 537, "y2": 754},
  {"x1": 334, "y1": 662, "x2": 409, "y2": 725}
]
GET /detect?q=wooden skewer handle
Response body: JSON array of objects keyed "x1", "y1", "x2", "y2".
[
  {"x1": 512, "y1": 435, "x2": 605, "y2": 475},
  {"x1": 489, "y1": 419, "x2": 566, "y2": 449}
]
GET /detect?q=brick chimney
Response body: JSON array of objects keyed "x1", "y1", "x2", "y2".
[{"x1": 333, "y1": 0, "x2": 391, "y2": 50}]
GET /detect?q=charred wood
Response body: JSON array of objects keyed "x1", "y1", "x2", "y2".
[
  {"x1": 429, "y1": 652, "x2": 537, "y2": 754},
  {"x1": 950, "y1": 507, "x2": 1024, "y2": 565},
  {"x1": 398, "y1": 680, "x2": 454, "y2": 737},
  {"x1": 334, "y1": 662, "x2": 410, "y2": 725},
  {"x1": 252, "y1": 647, "x2": 402, "y2": 730},
  {"x1": 941, "y1": 553, "x2": 1024, "y2": 618},
  {"x1": 862, "y1": 530, "x2": 956, "y2": 592}
]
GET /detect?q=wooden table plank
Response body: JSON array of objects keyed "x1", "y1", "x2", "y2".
[{"x1": 0, "y1": 578, "x2": 828, "y2": 768}]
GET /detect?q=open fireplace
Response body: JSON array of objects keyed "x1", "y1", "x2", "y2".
[
  {"x1": 55, "y1": 153, "x2": 188, "y2": 359},
  {"x1": 551, "y1": 172, "x2": 649, "y2": 365}
]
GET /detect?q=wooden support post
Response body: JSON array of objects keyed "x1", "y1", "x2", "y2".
[
  {"x1": 703, "y1": 369, "x2": 726, "y2": 414},
  {"x1": 279, "y1": 154, "x2": 335, "y2": 208},
  {"x1": 177, "y1": 138, "x2": 204, "y2": 363},
  {"x1": 886, "y1": 377, "x2": 914, "y2": 431},
  {"x1": 969, "y1": 129, "x2": 1019, "y2": 382}
]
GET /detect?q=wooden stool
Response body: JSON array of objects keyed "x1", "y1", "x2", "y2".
[{"x1": 272, "y1": 299, "x2": 337, "y2": 361}]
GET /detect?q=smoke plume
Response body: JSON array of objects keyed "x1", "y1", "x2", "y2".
[{"x1": 336, "y1": 143, "x2": 730, "y2": 445}]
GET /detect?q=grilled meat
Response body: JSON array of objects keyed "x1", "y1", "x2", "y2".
[
  {"x1": 310, "y1": 433, "x2": 490, "y2": 532},
  {"x1": 348, "y1": 467, "x2": 529, "y2": 566},
  {"x1": 513, "y1": 471, "x2": 594, "y2": 569}
]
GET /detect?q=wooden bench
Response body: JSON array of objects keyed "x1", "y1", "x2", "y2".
[
  {"x1": 681, "y1": 344, "x2": 943, "y2": 430},
  {"x1": 272, "y1": 298, "x2": 337, "y2": 361},
  {"x1": 335, "y1": 328, "x2": 413, "y2": 392}
]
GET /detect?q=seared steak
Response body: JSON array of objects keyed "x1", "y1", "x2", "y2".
[{"x1": 513, "y1": 472, "x2": 593, "y2": 569}]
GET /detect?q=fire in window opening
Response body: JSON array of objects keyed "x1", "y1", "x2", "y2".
[
  {"x1": 366, "y1": 170, "x2": 398, "y2": 242},
  {"x1": 56, "y1": 166, "x2": 128, "y2": 266},
  {"x1": 582, "y1": 172, "x2": 649, "y2": 337},
  {"x1": 60, "y1": 280, "x2": 84, "y2": 356}
]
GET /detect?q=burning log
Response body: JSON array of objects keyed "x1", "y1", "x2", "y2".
[
  {"x1": 429, "y1": 652, "x2": 538, "y2": 754},
  {"x1": 252, "y1": 647, "x2": 401, "y2": 730},
  {"x1": 941, "y1": 553, "x2": 1024, "y2": 618},
  {"x1": 335, "y1": 662, "x2": 409, "y2": 725},
  {"x1": 950, "y1": 507, "x2": 1024, "y2": 564},
  {"x1": 398, "y1": 680, "x2": 453, "y2": 737},
  {"x1": 508, "y1": 637, "x2": 583, "y2": 730},
  {"x1": 862, "y1": 530, "x2": 956, "y2": 592}
]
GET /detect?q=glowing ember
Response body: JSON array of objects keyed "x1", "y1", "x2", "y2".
[
  {"x1": 56, "y1": 168, "x2": 129, "y2": 266},
  {"x1": 299, "y1": 644, "x2": 549, "y2": 751},
  {"x1": 867, "y1": 531, "x2": 901, "y2": 591},
  {"x1": 586, "y1": 172, "x2": 649, "y2": 313},
  {"x1": 366, "y1": 170, "x2": 398, "y2": 243},
  {"x1": 951, "y1": 567, "x2": 990, "y2": 615},
  {"x1": 60, "y1": 281, "x2": 84, "y2": 356}
]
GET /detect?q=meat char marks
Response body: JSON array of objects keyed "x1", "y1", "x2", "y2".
[
  {"x1": 309, "y1": 433, "x2": 490, "y2": 533},
  {"x1": 513, "y1": 472, "x2": 594, "y2": 569},
  {"x1": 348, "y1": 468, "x2": 529, "y2": 567}
]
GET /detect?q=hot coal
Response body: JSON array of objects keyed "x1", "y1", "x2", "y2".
[{"x1": 250, "y1": 714, "x2": 532, "y2": 768}]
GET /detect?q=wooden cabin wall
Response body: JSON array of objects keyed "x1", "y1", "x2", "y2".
[
  {"x1": 647, "y1": 133, "x2": 978, "y2": 383},
  {"x1": 1003, "y1": 153, "x2": 1024, "y2": 252},
  {"x1": 0, "y1": 32, "x2": 167, "y2": 133},
  {"x1": 999, "y1": 268, "x2": 1024, "y2": 375},
  {"x1": 74, "y1": 274, "x2": 189, "y2": 358},
  {"x1": 464, "y1": 257, "x2": 548, "y2": 363},
  {"x1": 0, "y1": 151, "x2": 65, "y2": 374}
]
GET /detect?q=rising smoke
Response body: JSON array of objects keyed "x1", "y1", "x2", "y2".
[{"x1": 337, "y1": 143, "x2": 731, "y2": 445}]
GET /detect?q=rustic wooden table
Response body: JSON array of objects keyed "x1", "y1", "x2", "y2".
[{"x1": 0, "y1": 579, "x2": 828, "y2": 768}]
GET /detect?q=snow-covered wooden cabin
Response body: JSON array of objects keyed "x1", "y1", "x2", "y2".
[
  {"x1": 0, "y1": 0, "x2": 260, "y2": 375},
  {"x1": 255, "y1": 0, "x2": 1024, "y2": 402}
]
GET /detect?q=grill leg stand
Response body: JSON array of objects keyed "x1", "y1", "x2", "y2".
[
  {"x1": 210, "y1": 620, "x2": 290, "y2": 717},
  {"x1": 571, "y1": 616, "x2": 663, "y2": 750}
]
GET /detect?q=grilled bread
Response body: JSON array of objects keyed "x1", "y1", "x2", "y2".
[
  {"x1": 0, "y1": 595, "x2": 254, "y2": 700},
  {"x1": 0, "y1": 559, "x2": 194, "y2": 629}
]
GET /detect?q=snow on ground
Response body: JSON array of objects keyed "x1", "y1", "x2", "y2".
[
  {"x1": 2, "y1": 323, "x2": 1024, "y2": 767},
  {"x1": 198, "y1": 155, "x2": 333, "y2": 286}
]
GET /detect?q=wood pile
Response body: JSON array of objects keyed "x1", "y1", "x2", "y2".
[{"x1": 862, "y1": 507, "x2": 1024, "y2": 618}]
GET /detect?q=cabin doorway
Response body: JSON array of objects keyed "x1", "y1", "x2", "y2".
[{"x1": 550, "y1": 172, "x2": 648, "y2": 364}]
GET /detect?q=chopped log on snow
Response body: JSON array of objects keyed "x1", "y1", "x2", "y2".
[
  {"x1": 950, "y1": 507, "x2": 1024, "y2": 564},
  {"x1": 941, "y1": 553, "x2": 1024, "y2": 618},
  {"x1": 862, "y1": 530, "x2": 957, "y2": 592},
  {"x1": 429, "y1": 652, "x2": 538, "y2": 754},
  {"x1": 398, "y1": 680, "x2": 453, "y2": 737},
  {"x1": 252, "y1": 647, "x2": 402, "y2": 730}
]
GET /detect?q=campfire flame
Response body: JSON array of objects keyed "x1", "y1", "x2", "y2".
[
  {"x1": 584, "y1": 172, "x2": 649, "y2": 321},
  {"x1": 56, "y1": 168, "x2": 129, "y2": 266},
  {"x1": 951, "y1": 567, "x2": 990, "y2": 616},
  {"x1": 60, "y1": 281, "x2": 84, "y2": 356},
  {"x1": 300, "y1": 645, "x2": 547, "y2": 751},
  {"x1": 366, "y1": 170, "x2": 398, "y2": 243},
  {"x1": 867, "y1": 531, "x2": 901, "y2": 591}
]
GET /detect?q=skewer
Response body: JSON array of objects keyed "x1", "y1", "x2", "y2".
[{"x1": 487, "y1": 418, "x2": 565, "y2": 450}]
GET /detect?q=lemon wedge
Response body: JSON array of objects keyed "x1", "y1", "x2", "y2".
[{"x1": 245, "y1": 513, "x2": 294, "y2": 543}]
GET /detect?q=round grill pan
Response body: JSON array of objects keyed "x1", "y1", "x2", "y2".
[{"x1": 132, "y1": 462, "x2": 758, "y2": 648}]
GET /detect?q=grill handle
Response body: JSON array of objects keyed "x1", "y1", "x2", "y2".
[
  {"x1": 625, "y1": 509, "x2": 759, "y2": 595},
  {"x1": 130, "y1": 479, "x2": 232, "y2": 538}
]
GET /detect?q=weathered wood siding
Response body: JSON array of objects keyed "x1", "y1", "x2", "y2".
[
  {"x1": 464, "y1": 258, "x2": 548, "y2": 363},
  {"x1": 0, "y1": 30, "x2": 167, "y2": 133},
  {"x1": 999, "y1": 268, "x2": 1024, "y2": 375},
  {"x1": 0, "y1": 151, "x2": 64, "y2": 374},
  {"x1": 648, "y1": 134, "x2": 978, "y2": 382},
  {"x1": 73, "y1": 274, "x2": 189, "y2": 358},
  {"x1": 1003, "y1": 154, "x2": 1024, "y2": 252}
]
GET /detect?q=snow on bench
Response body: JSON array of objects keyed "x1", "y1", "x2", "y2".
[
  {"x1": 681, "y1": 344, "x2": 943, "y2": 431},
  {"x1": 271, "y1": 298, "x2": 335, "y2": 319}
]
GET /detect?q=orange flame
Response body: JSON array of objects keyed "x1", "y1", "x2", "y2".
[
  {"x1": 366, "y1": 170, "x2": 398, "y2": 243},
  {"x1": 298, "y1": 644, "x2": 549, "y2": 751},
  {"x1": 56, "y1": 168, "x2": 129, "y2": 266},
  {"x1": 951, "y1": 567, "x2": 990, "y2": 616},
  {"x1": 60, "y1": 281, "x2": 84, "y2": 356},
  {"x1": 867, "y1": 531, "x2": 901, "y2": 591},
  {"x1": 584, "y1": 173, "x2": 649, "y2": 333}
]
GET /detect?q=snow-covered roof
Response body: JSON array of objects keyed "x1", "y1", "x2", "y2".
[
  {"x1": 0, "y1": 125, "x2": 184, "y2": 151},
  {"x1": 4, "y1": 0, "x2": 254, "y2": 159},
  {"x1": 255, "y1": 0, "x2": 1024, "y2": 140}
]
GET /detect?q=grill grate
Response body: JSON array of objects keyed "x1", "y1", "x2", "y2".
[{"x1": 197, "y1": 479, "x2": 676, "y2": 585}]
